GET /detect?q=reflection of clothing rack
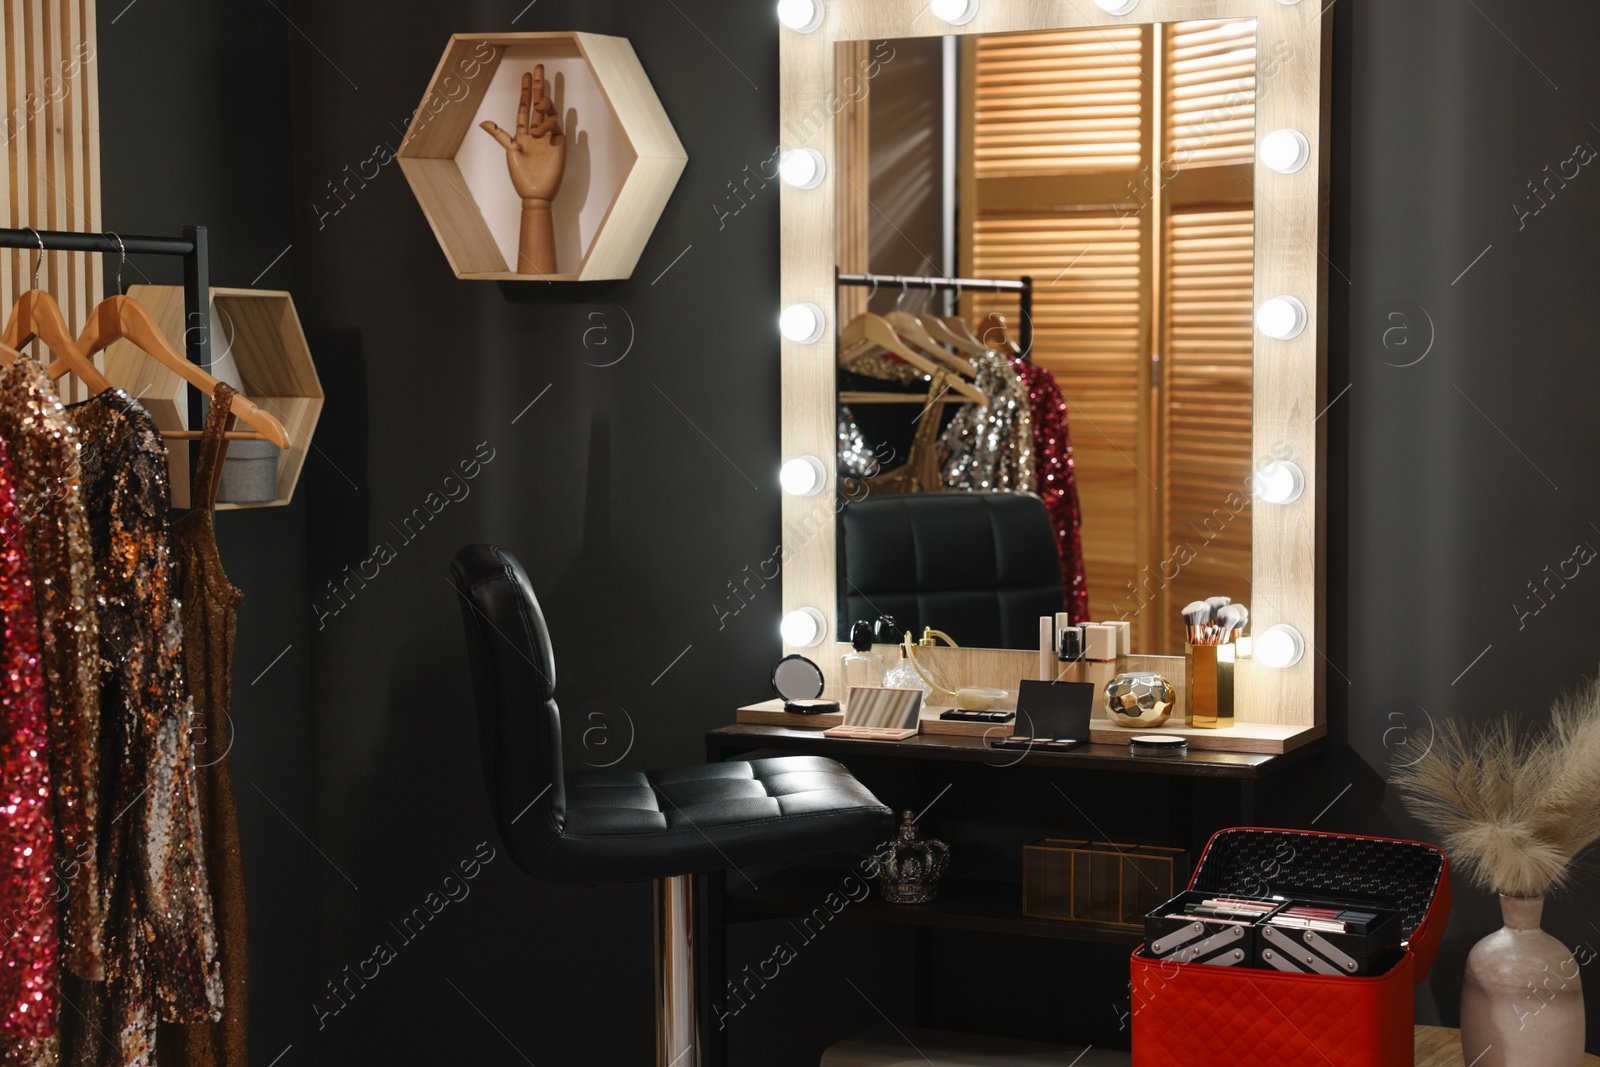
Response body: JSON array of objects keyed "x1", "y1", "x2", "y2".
[
  {"x1": 0, "y1": 226, "x2": 212, "y2": 429},
  {"x1": 836, "y1": 270, "x2": 1033, "y2": 360}
]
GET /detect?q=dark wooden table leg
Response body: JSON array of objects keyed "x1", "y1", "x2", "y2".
[
  {"x1": 700, "y1": 739, "x2": 730, "y2": 1066},
  {"x1": 697, "y1": 870, "x2": 728, "y2": 1067}
]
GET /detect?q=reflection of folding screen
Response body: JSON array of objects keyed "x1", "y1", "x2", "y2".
[
  {"x1": 844, "y1": 687, "x2": 923, "y2": 729},
  {"x1": 962, "y1": 20, "x2": 1258, "y2": 655}
]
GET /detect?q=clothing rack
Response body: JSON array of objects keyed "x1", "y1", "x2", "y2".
[
  {"x1": 836, "y1": 270, "x2": 1033, "y2": 359},
  {"x1": 0, "y1": 225, "x2": 210, "y2": 428}
]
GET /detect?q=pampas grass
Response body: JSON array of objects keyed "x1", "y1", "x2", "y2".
[{"x1": 1393, "y1": 671, "x2": 1600, "y2": 898}]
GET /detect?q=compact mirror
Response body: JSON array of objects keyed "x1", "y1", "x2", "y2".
[{"x1": 772, "y1": 654, "x2": 826, "y2": 701}]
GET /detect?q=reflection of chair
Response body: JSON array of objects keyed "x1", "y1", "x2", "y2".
[
  {"x1": 450, "y1": 545, "x2": 893, "y2": 1066},
  {"x1": 839, "y1": 492, "x2": 1064, "y2": 650}
]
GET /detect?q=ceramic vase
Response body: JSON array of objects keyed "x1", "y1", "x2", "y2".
[{"x1": 1460, "y1": 895, "x2": 1586, "y2": 1067}]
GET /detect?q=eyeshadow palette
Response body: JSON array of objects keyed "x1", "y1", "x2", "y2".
[
  {"x1": 1142, "y1": 889, "x2": 1405, "y2": 976},
  {"x1": 987, "y1": 680, "x2": 1092, "y2": 751}
]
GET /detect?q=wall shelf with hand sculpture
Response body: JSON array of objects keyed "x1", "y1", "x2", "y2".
[{"x1": 398, "y1": 33, "x2": 687, "y2": 282}]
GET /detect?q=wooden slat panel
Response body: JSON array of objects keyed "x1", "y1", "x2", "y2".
[
  {"x1": 0, "y1": 0, "x2": 102, "y2": 352},
  {"x1": 1165, "y1": 18, "x2": 1256, "y2": 171},
  {"x1": 973, "y1": 27, "x2": 1144, "y2": 177},
  {"x1": 1161, "y1": 207, "x2": 1254, "y2": 649}
]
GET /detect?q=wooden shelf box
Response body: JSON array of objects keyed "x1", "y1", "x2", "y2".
[
  {"x1": 398, "y1": 32, "x2": 687, "y2": 281},
  {"x1": 103, "y1": 285, "x2": 323, "y2": 510},
  {"x1": 1022, "y1": 839, "x2": 1189, "y2": 928}
]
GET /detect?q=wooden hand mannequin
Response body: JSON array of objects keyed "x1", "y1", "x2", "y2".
[{"x1": 480, "y1": 66, "x2": 567, "y2": 275}]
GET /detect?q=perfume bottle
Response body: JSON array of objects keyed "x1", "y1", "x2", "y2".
[
  {"x1": 883, "y1": 633, "x2": 932, "y2": 697},
  {"x1": 840, "y1": 621, "x2": 884, "y2": 691}
]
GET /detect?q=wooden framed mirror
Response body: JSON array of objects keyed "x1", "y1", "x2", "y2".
[{"x1": 778, "y1": 0, "x2": 1329, "y2": 750}]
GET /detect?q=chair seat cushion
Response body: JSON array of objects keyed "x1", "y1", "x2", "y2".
[{"x1": 542, "y1": 756, "x2": 892, "y2": 885}]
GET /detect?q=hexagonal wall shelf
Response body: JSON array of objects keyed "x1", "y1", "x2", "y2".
[
  {"x1": 102, "y1": 285, "x2": 323, "y2": 510},
  {"x1": 398, "y1": 32, "x2": 687, "y2": 281}
]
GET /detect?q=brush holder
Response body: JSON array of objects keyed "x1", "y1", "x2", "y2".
[{"x1": 1186, "y1": 641, "x2": 1235, "y2": 729}]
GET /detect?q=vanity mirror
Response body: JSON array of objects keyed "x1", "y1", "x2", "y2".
[{"x1": 779, "y1": 0, "x2": 1328, "y2": 742}]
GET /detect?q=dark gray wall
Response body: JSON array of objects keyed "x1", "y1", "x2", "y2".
[
  {"x1": 1303, "y1": 0, "x2": 1600, "y2": 1043},
  {"x1": 94, "y1": 0, "x2": 318, "y2": 1062},
  {"x1": 91, "y1": 0, "x2": 1600, "y2": 1062}
]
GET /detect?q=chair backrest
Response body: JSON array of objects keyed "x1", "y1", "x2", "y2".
[
  {"x1": 839, "y1": 491, "x2": 1064, "y2": 649},
  {"x1": 449, "y1": 544, "x2": 565, "y2": 873}
]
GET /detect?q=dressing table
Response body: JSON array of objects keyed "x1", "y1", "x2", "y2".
[
  {"x1": 755, "y1": 0, "x2": 1336, "y2": 1059},
  {"x1": 697, "y1": 718, "x2": 1324, "y2": 1066}
]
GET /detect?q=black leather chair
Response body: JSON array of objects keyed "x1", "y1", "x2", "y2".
[
  {"x1": 839, "y1": 491, "x2": 1064, "y2": 649},
  {"x1": 450, "y1": 545, "x2": 893, "y2": 1066}
]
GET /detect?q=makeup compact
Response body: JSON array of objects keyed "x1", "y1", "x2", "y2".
[
  {"x1": 771, "y1": 655, "x2": 838, "y2": 715},
  {"x1": 1129, "y1": 734, "x2": 1188, "y2": 757},
  {"x1": 988, "y1": 679, "x2": 1094, "y2": 751}
]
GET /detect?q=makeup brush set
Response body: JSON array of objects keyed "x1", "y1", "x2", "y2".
[{"x1": 1182, "y1": 597, "x2": 1248, "y2": 646}]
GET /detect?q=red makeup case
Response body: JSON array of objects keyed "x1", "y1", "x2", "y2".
[{"x1": 1130, "y1": 827, "x2": 1452, "y2": 1067}]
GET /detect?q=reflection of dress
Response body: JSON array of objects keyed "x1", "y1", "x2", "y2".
[
  {"x1": 842, "y1": 348, "x2": 924, "y2": 386},
  {"x1": 159, "y1": 385, "x2": 249, "y2": 1067},
  {"x1": 939, "y1": 349, "x2": 1035, "y2": 492},
  {"x1": 0, "y1": 432, "x2": 57, "y2": 1067},
  {"x1": 837, "y1": 406, "x2": 879, "y2": 480},
  {"x1": 867, "y1": 371, "x2": 952, "y2": 495},
  {"x1": 61, "y1": 390, "x2": 221, "y2": 1067},
  {"x1": 1007, "y1": 357, "x2": 1089, "y2": 623},
  {"x1": 0, "y1": 357, "x2": 103, "y2": 981}
]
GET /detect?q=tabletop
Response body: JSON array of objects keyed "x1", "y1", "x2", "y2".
[{"x1": 707, "y1": 722, "x2": 1319, "y2": 781}]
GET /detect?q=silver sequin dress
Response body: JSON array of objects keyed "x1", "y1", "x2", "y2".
[{"x1": 939, "y1": 349, "x2": 1036, "y2": 493}]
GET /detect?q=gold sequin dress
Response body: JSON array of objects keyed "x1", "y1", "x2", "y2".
[
  {"x1": 0, "y1": 357, "x2": 104, "y2": 983},
  {"x1": 158, "y1": 384, "x2": 249, "y2": 1067},
  {"x1": 60, "y1": 389, "x2": 222, "y2": 1067}
]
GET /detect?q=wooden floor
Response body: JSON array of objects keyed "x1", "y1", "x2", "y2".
[
  {"x1": 820, "y1": 1026, "x2": 1599, "y2": 1066},
  {"x1": 1414, "y1": 1025, "x2": 1600, "y2": 1067}
]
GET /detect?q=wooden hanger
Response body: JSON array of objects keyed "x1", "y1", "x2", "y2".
[
  {"x1": 839, "y1": 313, "x2": 988, "y2": 407},
  {"x1": 839, "y1": 390, "x2": 964, "y2": 406},
  {"x1": 0, "y1": 234, "x2": 114, "y2": 392},
  {"x1": 73, "y1": 295, "x2": 290, "y2": 448},
  {"x1": 936, "y1": 316, "x2": 990, "y2": 351},
  {"x1": 68, "y1": 235, "x2": 290, "y2": 448},
  {"x1": 883, "y1": 310, "x2": 980, "y2": 377},
  {"x1": 978, "y1": 312, "x2": 1022, "y2": 359},
  {"x1": 927, "y1": 315, "x2": 988, "y2": 355}
]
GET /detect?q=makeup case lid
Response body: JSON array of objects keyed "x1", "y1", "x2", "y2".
[{"x1": 1185, "y1": 827, "x2": 1452, "y2": 984}]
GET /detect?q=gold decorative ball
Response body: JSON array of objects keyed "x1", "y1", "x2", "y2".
[{"x1": 1105, "y1": 672, "x2": 1176, "y2": 728}]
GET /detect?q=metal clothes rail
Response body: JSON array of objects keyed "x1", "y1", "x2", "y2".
[
  {"x1": 836, "y1": 270, "x2": 1033, "y2": 359},
  {"x1": 0, "y1": 225, "x2": 210, "y2": 427}
]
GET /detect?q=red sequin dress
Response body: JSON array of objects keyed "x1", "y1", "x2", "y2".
[
  {"x1": 0, "y1": 357, "x2": 104, "y2": 983},
  {"x1": 0, "y1": 432, "x2": 57, "y2": 1067},
  {"x1": 1007, "y1": 356, "x2": 1089, "y2": 623}
]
